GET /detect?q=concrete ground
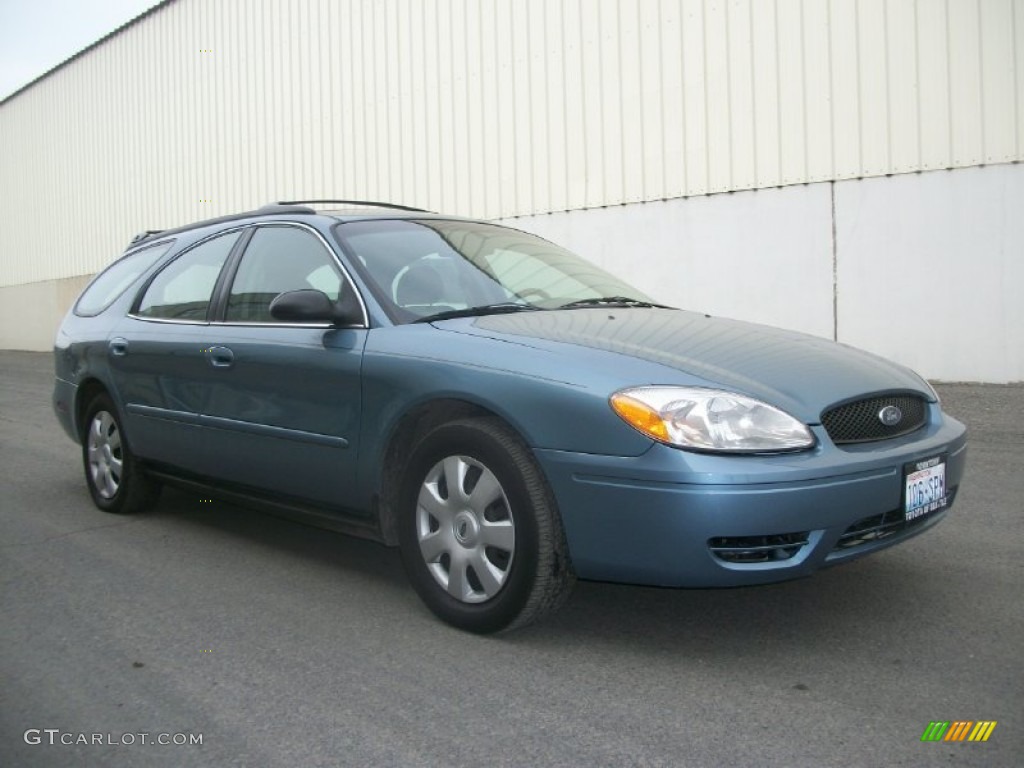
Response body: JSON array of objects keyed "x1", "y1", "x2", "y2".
[{"x1": 1, "y1": 350, "x2": 1020, "y2": 767}]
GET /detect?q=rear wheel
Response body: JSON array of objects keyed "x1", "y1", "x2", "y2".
[
  {"x1": 397, "y1": 417, "x2": 574, "y2": 633},
  {"x1": 82, "y1": 393, "x2": 160, "y2": 514}
]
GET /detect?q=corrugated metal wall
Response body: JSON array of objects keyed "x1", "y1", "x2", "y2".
[{"x1": 1, "y1": 0, "x2": 1021, "y2": 286}]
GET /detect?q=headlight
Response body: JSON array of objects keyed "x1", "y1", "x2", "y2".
[
  {"x1": 610, "y1": 386, "x2": 814, "y2": 453},
  {"x1": 915, "y1": 372, "x2": 941, "y2": 404}
]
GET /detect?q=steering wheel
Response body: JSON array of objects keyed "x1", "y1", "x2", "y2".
[{"x1": 515, "y1": 287, "x2": 551, "y2": 302}]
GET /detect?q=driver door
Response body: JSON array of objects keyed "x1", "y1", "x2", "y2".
[{"x1": 193, "y1": 224, "x2": 367, "y2": 510}]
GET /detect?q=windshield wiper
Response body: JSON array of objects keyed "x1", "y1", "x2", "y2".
[
  {"x1": 557, "y1": 296, "x2": 674, "y2": 310},
  {"x1": 413, "y1": 302, "x2": 541, "y2": 323}
]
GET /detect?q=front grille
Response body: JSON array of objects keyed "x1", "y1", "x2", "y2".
[
  {"x1": 708, "y1": 532, "x2": 810, "y2": 564},
  {"x1": 821, "y1": 394, "x2": 927, "y2": 444},
  {"x1": 833, "y1": 487, "x2": 957, "y2": 551}
]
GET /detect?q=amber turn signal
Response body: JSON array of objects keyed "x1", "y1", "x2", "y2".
[{"x1": 610, "y1": 393, "x2": 670, "y2": 441}]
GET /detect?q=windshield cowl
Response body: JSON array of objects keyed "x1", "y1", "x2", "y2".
[
  {"x1": 413, "y1": 302, "x2": 541, "y2": 323},
  {"x1": 556, "y1": 296, "x2": 674, "y2": 310}
]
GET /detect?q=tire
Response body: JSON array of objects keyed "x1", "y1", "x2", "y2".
[
  {"x1": 397, "y1": 417, "x2": 575, "y2": 633},
  {"x1": 82, "y1": 393, "x2": 160, "y2": 514}
]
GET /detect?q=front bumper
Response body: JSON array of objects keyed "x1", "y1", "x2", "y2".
[{"x1": 535, "y1": 409, "x2": 967, "y2": 587}]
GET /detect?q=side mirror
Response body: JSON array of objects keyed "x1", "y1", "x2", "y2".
[{"x1": 269, "y1": 289, "x2": 361, "y2": 326}]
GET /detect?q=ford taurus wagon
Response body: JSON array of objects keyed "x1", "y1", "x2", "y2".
[{"x1": 52, "y1": 200, "x2": 968, "y2": 632}]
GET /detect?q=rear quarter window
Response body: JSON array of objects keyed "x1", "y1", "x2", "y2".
[
  {"x1": 75, "y1": 241, "x2": 174, "y2": 317},
  {"x1": 135, "y1": 231, "x2": 240, "y2": 321}
]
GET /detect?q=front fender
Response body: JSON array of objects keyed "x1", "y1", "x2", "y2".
[{"x1": 354, "y1": 324, "x2": 659, "y2": 509}]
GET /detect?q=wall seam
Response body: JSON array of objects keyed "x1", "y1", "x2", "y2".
[{"x1": 831, "y1": 179, "x2": 839, "y2": 342}]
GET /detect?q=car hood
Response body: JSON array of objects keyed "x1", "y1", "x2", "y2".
[{"x1": 434, "y1": 308, "x2": 932, "y2": 423}]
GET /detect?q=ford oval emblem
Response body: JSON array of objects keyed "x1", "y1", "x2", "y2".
[{"x1": 878, "y1": 405, "x2": 903, "y2": 426}]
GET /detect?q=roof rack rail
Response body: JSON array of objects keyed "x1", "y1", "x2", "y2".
[
  {"x1": 255, "y1": 203, "x2": 316, "y2": 214},
  {"x1": 126, "y1": 200, "x2": 423, "y2": 250},
  {"x1": 127, "y1": 205, "x2": 318, "y2": 248},
  {"x1": 130, "y1": 230, "x2": 165, "y2": 245},
  {"x1": 275, "y1": 199, "x2": 431, "y2": 213}
]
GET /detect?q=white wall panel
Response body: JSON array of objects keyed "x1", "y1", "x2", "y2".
[
  {"x1": 504, "y1": 183, "x2": 837, "y2": 343},
  {"x1": 836, "y1": 164, "x2": 1024, "y2": 382},
  {"x1": 508, "y1": 163, "x2": 1024, "y2": 383},
  {"x1": 1, "y1": 0, "x2": 1022, "y2": 289}
]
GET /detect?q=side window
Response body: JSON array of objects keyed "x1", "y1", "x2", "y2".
[
  {"x1": 75, "y1": 241, "x2": 174, "y2": 316},
  {"x1": 135, "y1": 231, "x2": 240, "y2": 320},
  {"x1": 225, "y1": 226, "x2": 344, "y2": 323}
]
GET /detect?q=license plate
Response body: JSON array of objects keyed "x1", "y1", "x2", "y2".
[{"x1": 904, "y1": 455, "x2": 948, "y2": 521}]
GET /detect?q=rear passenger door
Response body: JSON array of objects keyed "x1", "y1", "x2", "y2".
[
  {"x1": 109, "y1": 229, "x2": 243, "y2": 473},
  {"x1": 194, "y1": 224, "x2": 368, "y2": 510}
]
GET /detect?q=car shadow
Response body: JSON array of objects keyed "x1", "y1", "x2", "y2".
[
  {"x1": 516, "y1": 554, "x2": 948, "y2": 661},
  {"x1": 146, "y1": 486, "x2": 410, "y2": 592},
  {"x1": 141, "y1": 486, "x2": 950, "y2": 660}
]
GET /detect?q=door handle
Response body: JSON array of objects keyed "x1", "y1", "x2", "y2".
[
  {"x1": 109, "y1": 338, "x2": 129, "y2": 356},
  {"x1": 207, "y1": 345, "x2": 234, "y2": 368}
]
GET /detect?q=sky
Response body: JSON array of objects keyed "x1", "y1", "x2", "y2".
[{"x1": 0, "y1": 0, "x2": 162, "y2": 101}]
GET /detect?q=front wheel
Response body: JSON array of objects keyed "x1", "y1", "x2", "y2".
[
  {"x1": 82, "y1": 393, "x2": 160, "y2": 514},
  {"x1": 397, "y1": 417, "x2": 574, "y2": 633}
]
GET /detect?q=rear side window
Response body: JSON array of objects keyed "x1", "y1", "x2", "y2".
[
  {"x1": 135, "y1": 231, "x2": 240, "y2": 321},
  {"x1": 74, "y1": 241, "x2": 173, "y2": 317}
]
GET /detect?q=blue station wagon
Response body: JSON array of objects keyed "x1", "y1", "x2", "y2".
[{"x1": 53, "y1": 201, "x2": 968, "y2": 632}]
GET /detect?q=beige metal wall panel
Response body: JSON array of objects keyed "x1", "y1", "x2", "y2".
[
  {"x1": 750, "y1": 1, "x2": 781, "y2": 186},
  {"x1": 856, "y1": 0, "x2": 891, "y2": 177},
  {"x1": 981, "y1": 0, "x2": 1019, "y2": 163},
  {"x1": 680, "y1": 0, "x2": 708, "y2": 194},
  {"x1": 830, "y1": 0, "x2": 861, "y2": 178},
  {"x1": 777, "y1": 0, "x2": 809, "y2": 184},
  {"x1": 2, "y1": 0, "x2": 1022, "y2": 288},
  {"x1": 1019, "y1": 0, "x2": 1024, "y2": 158},
  {"x1": 725, "y1": 1, "x2": 754, "y2": 190},
  {"x1": 803, "y1": 1, "x2": 834, "y2": 183},
  {"x1": 916, "y1": 0, "x2": 952, "y2": 168},
  {"x1": 658, "y1": 0, "x2": 688, "y2": 198},
  {"x1": 886, "y1": 0, "x2": 920, "y2": 174},
  {"x1": 949, "y1": 0, "x2": 986, "y2": 167},
  {"x1": 702, "y1": 0, "x2": 731, "y2": 192}
]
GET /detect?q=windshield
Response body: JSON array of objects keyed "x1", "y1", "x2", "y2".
[{"x1": 333, "y1": 219, "x2": 654, "y2": 323}]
